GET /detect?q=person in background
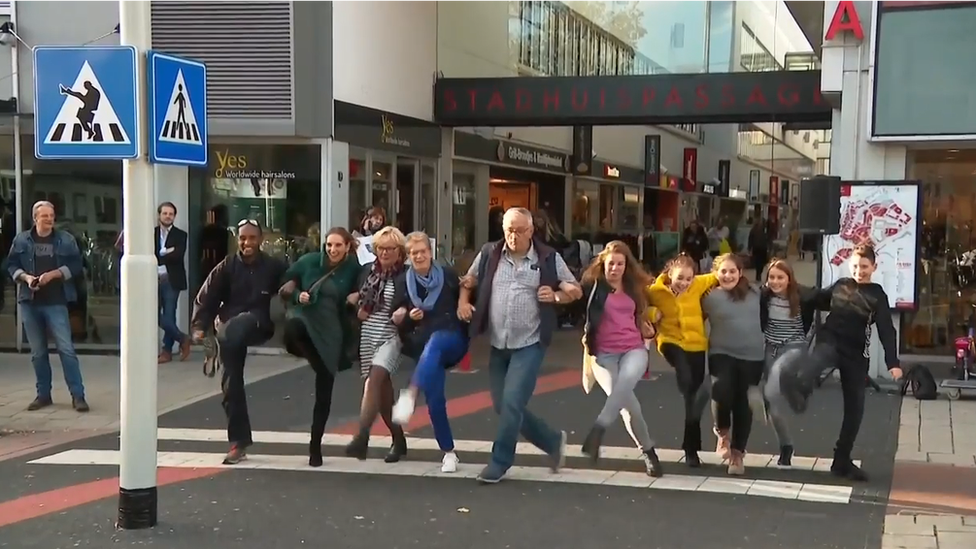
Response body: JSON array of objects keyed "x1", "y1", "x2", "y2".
[
  {"x1": 579, "y1": 240, "x2": 663, "y2": 477},
  {"x1": 198, "y1": 204, "x2": 231, "y2": 285},
  {"x1": 279, "y1": 227, "x2": 361, "y2": 467},
  {"x1": 702, "y1": 253, "x2": 765, "y2": 476},
  {"x1": 7, "y1": 201, "x2": 88, "y2": 412},
  {"x1": 155, "y1": 202, "x2": 191, "y2": 364},
  {"x1": 344, "y1": 226, "x2": 410, "y2": 463},
  {"x1": 391, "y1": 231, "x2": 469, "y2": 473},
  {"x1": 748, "y1": 218, "x2": 769, "y2": 282},
  {"x1": 645, "y1": 254, "x2": 718, "y2": 467},
  {"x1": 487, "y1": 206, "x2": 505, "y2": 243},
  {"x1": 458, "y1": 207, "x2": 583, "y2": 484},
  {"x1": 680, "y1": 220, "x2": 709, "y2": 273},
  {"x1": 354, "y1": 206, "x2": 388, "y2": 238},
  {"x1": 191, "y1": 219, "x2": 289, "y2": 465},
  {"x1": 776, "y1": 244, "x2": 902, "y2": 481}
]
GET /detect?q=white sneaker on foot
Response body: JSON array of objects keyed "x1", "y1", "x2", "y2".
[
  {"x1": 392, "y1": 389, "x2": 416, "y2": 425},
  {"x1": 441, "y1": 451, "x2": 459, "y2": 473}
]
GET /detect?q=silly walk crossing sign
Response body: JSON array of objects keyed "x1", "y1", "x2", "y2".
[
  {"x1": 147, "y1": 51, "x2": 208, "y2": 166},
  {"x1": 33, "y1": 46, "x2": 139, "y2": 159}
]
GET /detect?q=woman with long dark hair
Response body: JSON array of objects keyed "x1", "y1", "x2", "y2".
[
  {"x1": 391, "y1": 231, "x2": 469, "y2": 473},
  {"x1": 645, "y1": 254, "x2": 718, "y2": 467},
  {"x1": 279, "y1": 227, "x2": 361, "y2": 467},
  {"x1": 345, "y1": 226, "x2": 410, "y2": 462},
  {"x1": 703, "y1": 253, "x2": 765, "y2": 475},
  {"x1": 579, "y1": 240, "x2": 663, "y2": 477}
]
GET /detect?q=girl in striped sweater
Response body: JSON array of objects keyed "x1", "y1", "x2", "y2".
[{"x1": 759, "y1": 259, "x2": 828, "y2": 468}]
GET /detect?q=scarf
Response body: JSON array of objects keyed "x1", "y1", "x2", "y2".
[
  {"x1": 406, "y1": 264, "x2": 445, "y2": 312},
  {"x1": 359, "y1": 260, "x2": 402, "y2": 314}
]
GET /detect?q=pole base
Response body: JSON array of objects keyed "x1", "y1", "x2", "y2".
[{"x1": 117, "y1": 487, "x2": 157, "y2": 530}]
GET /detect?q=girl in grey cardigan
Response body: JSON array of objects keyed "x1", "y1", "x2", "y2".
[{"x1": 702, "y1": 253, "x2": 766, "y2": 475}]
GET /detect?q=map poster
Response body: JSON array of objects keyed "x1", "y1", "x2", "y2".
[{"x1": 820, "y1": 181, "x2": 921, "y2": 310}]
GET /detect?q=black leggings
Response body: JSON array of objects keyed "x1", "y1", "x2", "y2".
[
  {"x1": 709, "y1": 354, "x2": 765, "y2": 452},
  {"x1": 660, "y1": 343, "x2": 707, "y2": 452},
  {"x1": 283, "y1": 318, "x2": 336, "y2": 447}
]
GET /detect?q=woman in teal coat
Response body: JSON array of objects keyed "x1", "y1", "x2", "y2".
[{"x1": 279, "y1": 226, "x2": 361, "y2": 467}]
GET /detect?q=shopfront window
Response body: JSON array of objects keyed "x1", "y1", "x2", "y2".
[
  {"x1": 901, "y1": 149, "x2": 976, "y2": 355},
  {"x1": 349, "y1": 154, "x2": 367, "y2": 230},
  {"x1": 617, "y1": 185, "x2": 641, "y2": 232},
  {"x1": 571, "y1": 179, "x2": 601, "y2": 236},
  {"x1": 451, "y1": 170, "x2": 477, "y2": 264},
  {"x1": 372, "y1": 160, "x2": 393, "y2": 218},
  {"x1": 0, "y1": 130, "x2": 16, "y2": 346},
  {"x1": 189, "y1": 144, "x2": 321, "y2": 348},
  {"x1": 17, "y1": 136, "x2": 122, "y2": 348},
  {"x1": 421, "y1": 162, "x2": 437, "y2": 237}
]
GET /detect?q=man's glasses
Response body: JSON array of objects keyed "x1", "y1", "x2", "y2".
[{"x1": 237, "y1": 219, "x2": 260, "y2": 228}]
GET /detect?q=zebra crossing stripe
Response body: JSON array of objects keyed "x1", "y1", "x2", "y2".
[
  {"x1": 49, "y1": 122, "x2": 126, "y2": 143},
  {"x1": 160, "y1": 120, "x2": 200, "y2": 142}
]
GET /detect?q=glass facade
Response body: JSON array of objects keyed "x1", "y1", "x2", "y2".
[
  {"x1": 901, "y1": 149, "x2": 976, "y2": 355},
  {"x1": 0, "y1": 127, "x2": 16, "y2": 347},
  {"x1": 189, "y1": 143, "x2": 322, "y2": 349}
]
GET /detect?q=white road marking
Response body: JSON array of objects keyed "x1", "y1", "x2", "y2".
[
  {"x1": 154, "y1": 427, "x2": 860, "y2": 470},
  {"x1": 27, "y1": 448, "x2": 853, "y2": 505}
]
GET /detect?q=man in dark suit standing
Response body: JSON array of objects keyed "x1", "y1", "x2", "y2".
[{"x1": 156, "y1": 202, "x2": 190, "y2": 363}]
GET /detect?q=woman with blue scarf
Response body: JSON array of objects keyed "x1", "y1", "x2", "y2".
[{"x1": 391, "y1": 231, "x2": 469, "y2": 473}]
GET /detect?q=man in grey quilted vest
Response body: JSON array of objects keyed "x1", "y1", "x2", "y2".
[{"x1": 458, "y1": 207, "x2": 582, "y2": 484}]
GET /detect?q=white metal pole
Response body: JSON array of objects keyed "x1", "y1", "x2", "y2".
[{"x1": 117, "y1": 0, "x2": 159, "y2": 530}]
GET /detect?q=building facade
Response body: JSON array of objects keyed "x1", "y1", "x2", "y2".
[
  {"x1": 0, "y1": 1, "x2": 821, "y2": 352},
  {"x1": 818, "y1": 0, "x2": 976, "y2": 372}
]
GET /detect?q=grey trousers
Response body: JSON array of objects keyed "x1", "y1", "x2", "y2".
[
  {"x1": 593, "y1": 348, "x2": 655, "y2": 451},
  {"x1": 763, "y1": 343, "x2": 800, "y2": 447}
]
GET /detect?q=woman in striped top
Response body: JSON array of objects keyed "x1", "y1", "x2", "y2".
[{"x1": 759, "y1": 259, "x2": 823, "y2": 468}]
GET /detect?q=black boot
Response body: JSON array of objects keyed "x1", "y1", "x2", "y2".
[
  {"x1": 309, "y1": 440, "x2": 323, "y2": 468},
  {"x1": 643, "y1": 448, "x2": 664, "y2": 477},
  {"x1": 581, "y1": 425, "x2": 605, "y2": 464},
  {"x1": 385, "y1": 433, "x2": 408, "y2": 463},
  {"x1": 829, "y1": 450, "x2": 868, "y2": 482},
  {"x1": 345, "y1": 428, "x2": 370, "y2": 460}
]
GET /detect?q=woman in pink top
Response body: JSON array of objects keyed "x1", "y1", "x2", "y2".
[{"x1": 580, "y1": 241, "x2": 662, "y2": 477}]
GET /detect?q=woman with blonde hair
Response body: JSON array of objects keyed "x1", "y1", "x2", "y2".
[
  {"x1": 579, "y1": 241, "x2": 663, "y2": 476},
  {"x1": 345, "y1": 226, "x2": 410, "y2": 463},
  {"x1": 391, "y1": 232, "x2": 469, "y2": 473}
]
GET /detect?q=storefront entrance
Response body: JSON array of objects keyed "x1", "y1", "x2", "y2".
[{"x1": 349, "y1": 152, "x2": 437, "y2": 237}]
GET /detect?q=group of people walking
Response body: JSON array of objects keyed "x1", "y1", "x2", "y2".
[{"x1": 186, "y1": 205, "x2": 902, "y2": 485}]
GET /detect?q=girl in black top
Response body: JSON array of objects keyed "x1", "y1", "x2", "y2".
[{"x1": 778, "y1": 244, "x2": 903, "y2": 482}]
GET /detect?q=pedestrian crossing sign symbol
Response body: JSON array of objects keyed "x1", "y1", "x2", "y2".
[
  {"x1": 158, "y1": 69, "x2": 202, "y2": 145},
  {"x1": 32, "y1": 45, "x2": 139, "y2": 160},
  {"x1": 148, "y1": 50, "x2": 209, "y2": 167},
  {"x1": 43, "y1": 61, "x2": 131, "y2": 145}
]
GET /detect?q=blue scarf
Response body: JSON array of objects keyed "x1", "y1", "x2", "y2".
[{"x1": 406, "y1": 263, "x2": 444, "y2": 312}]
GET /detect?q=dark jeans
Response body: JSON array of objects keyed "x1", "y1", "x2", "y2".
[
  {"x1": 20, "y1": 303, "x2": 85, "y2": 399},
  {"x1": 751, "y1": 249, "x2": 768, "y2": 281},
  {"x1": 283, "y1": 318, "x2": 335, "y2": 445},
  {"x1": 487, "y1": 343, "x2": 562, "y2": 473},
  {"x1": 158, "y1": 277, "x2": 186, "y2": 353},
  {"x1": 783, "y1": 341, "x2": 866, "y2": 461},
  {"x1": 661, "y1": 343, "x2": 708, "y2": 452},
  {"x1": 709, "y1": 354, "x2": 765, "y2": 452},
  {"x1": 218, "y1": 312, "x2": 272, "y2": 446}
]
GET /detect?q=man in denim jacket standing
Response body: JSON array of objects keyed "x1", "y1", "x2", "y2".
[{"x1": 7, "y1": 201, "x2": 88, "y2": 412}]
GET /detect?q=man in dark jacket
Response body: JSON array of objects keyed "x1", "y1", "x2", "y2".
[
  {"x1": 457, "y1": 207, "x2": 582, "y2": 484},
  {"x1": 191, "y1": 220, "x2": 288, "y2": 465},
  {"x1": 156, "y1": 202, "x2": 190, "y2": 363}
]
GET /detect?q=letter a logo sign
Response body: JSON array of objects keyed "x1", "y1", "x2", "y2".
[{"x1": 825, "y1": 0, "x2": 864, "y2": 41}]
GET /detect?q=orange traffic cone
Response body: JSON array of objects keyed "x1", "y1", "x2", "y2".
[{"x1": 451, "y1": 352, "x2": 478, "y2": 374}]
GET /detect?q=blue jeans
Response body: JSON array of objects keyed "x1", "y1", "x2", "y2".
[
  {"x1": 487, "y1": 343, "x2": 561, "y2": 472},
  {"x1": 158, "y1": 279, "x2": 186, "y2": 352},
  {"x1": 412, "y1": 329, "x2": 468, "y2": 452},
  {"x1": 20, "y1": 303, "x2": 85, "y2": 399}
]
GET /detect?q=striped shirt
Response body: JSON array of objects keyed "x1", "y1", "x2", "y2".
[
  {"x1": 765, "y1": 295, "x2": 806, "y2": 345},
  {"x1": 359, "y1": 281, "x2": 401, "y2": 378}
]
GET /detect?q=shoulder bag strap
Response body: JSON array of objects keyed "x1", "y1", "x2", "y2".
[{"x1": 307, "y1": 269, "x2": 337, "y2": 296}]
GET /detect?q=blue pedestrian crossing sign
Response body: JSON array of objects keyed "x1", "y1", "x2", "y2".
[
  {"x1": 148, "y1": 51, "x2": 208, "y2": 167},
  {"x1": 33, "y1": 46, "x2": 139, "y2": 160}
]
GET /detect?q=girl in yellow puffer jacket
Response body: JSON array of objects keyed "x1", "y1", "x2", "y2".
[{"x1": 646, "y1": 253, "x2": 718, "y2": 467}]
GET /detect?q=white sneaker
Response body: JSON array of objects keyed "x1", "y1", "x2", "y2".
[
  {"x1": 392, "y1": 390, "x2": 416, "y2": 425},
  {"x1": 441, "y1": 451, "x2": 459, "y2": 473}
]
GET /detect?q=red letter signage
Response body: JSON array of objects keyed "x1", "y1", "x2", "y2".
[{"x1": 825, "y1": 1, "x2": 865, "y2": 41}]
